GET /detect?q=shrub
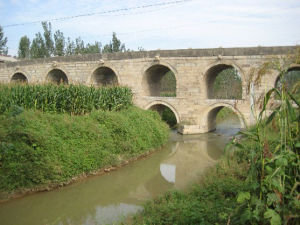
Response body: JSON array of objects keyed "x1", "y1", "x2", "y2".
[{"x1": 0, "y1": 107, "x2": 169, "y2": 192}]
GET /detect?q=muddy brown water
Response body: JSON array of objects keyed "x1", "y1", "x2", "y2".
[{"x1": 0, "y1": 118, "x2": 240, "y2": 225}]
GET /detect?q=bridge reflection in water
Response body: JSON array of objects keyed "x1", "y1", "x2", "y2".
[{"x1": 0, "y1": 121, "x2": 239, "y2": 225}]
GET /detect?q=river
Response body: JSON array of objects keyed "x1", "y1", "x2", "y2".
[{"x1": 0, "y1": 118, "x2": 240, "y2": 225}]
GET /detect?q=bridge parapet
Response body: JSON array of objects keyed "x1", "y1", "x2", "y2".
[{"x1": 0, "y1": 45, "x2": 298, "y2": 134}]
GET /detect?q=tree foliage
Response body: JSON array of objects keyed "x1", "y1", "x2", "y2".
[
  {"x1": 213, "y1": 68, "x2": 242, "y2": 99},
  {"x1": 54, "y1": 30, "x2": 65, "y2": 56},
  {"x1": 30, "y1": 32, "x2": 47, "y2": 59},
  {"x1": 0, "y1": 25, "x2": 8, "y2": 55},
  {"x1": 42, "y1": 21, "x2": 54, "y2": 57},
  {"x1": 102, "y1": 32, "x2": 126, "y2": 53},
  {"x1": 18, "y1": 36, "x2": 31, "y2": 59},
  {"x1": 17, "y1": 22, "x2": 127, "y2": 59}
]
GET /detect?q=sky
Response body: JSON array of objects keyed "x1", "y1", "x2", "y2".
[{"x1": 1, "y1": 0, "x2": 300, "y2": 56}]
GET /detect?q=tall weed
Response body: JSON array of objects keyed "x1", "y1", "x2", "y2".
[{"x1": 228, "y1": 50, "x2": 300, "y2": 225}]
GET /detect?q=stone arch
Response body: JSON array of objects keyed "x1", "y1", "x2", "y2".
[
  {"x1": 90, "y1": 65, "x2": 119, "y2": 86},
  {"x1": 203, "y1": 103, "x2": 245, "y2": 132},
  {"x1": 274, "y1": 64, "x2": 300, "y2": 91},
  {"x1": 145, "y1": 100, "x2": 180, "y2": 124},
  {"x1": 204, "y1": 62, "x2": 244, "y2": 99},
  {"x1": 46, "y1": 68, "x2": 68, "y2": 84},
  {"x1": 142, "y1": 62, "x2": 177, "y2": 97},
  {"x1": 11, "y1": 72, "x2": 28, "y2": 83}
]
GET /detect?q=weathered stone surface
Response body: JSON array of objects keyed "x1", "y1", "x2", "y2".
[{"x1": 0, "y1": 46, "x2": 297, "y2": 134}]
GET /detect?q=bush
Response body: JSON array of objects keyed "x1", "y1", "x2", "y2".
[{"x1": 0, "y1": 107, "x2": 169, "y2": 192}]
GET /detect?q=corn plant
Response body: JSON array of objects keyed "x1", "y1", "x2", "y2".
[{"x1": 0, "y1": 84, "x2": 133, "y2": 115}]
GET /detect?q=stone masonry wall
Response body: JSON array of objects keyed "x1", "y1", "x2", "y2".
[{"x1": 0, "y1": 46, "x2": 297, "y2": 134}]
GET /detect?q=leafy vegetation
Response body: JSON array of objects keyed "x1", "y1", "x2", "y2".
[
  {"x1": 18, "y1": 22, "x2": 127, "y2": 59},
  {"x1": 129, "y1": 51, "x2": 300, "y2": 225},
  {"x1": 213, "y1": 68, "x2": 242, "y2": 99},
  {"x1": 0, "y1": 25, "x2": 8, "y2": 55},
  {"x1": 0, "y1": 106, "x2": 169, "y2": 193},
  {"x1": 275, "y1": 69, "x2": 300, "y2": 100},
  {"x1": 131, "y1": 159, "x2": 249, "y2": 225},
  {"x1": 160, "y1": 70, "x2": 176, "y2": 97},
  {"x1": 227, "y1": 51, "x2": 300, "y2": 225},
  {"x1": 216, "y1": 107, "x2": 238, "y2": 123},
  {"x1": 0, "y1": 84, "x2": 132, "y2": 114},
  {"x1": 161, "y1": 107, "x2": 177, "y2": 128}
]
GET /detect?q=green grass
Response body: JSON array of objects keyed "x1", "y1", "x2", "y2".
[
  {"x1": 129, "y1": 52, "x2": 300, "y2": 225},
  {"x1": 130, "y1": 113, "x2": 299, "y2": 225},
  {"x1": 0, "y1": 106, "x2": 169, "y2": 193},
  {"x1": 131, "y1": 157, "x2": 249, "y2": 225},
  {"x1": 0, "y1": 84, "x2": 132, "y2": 114}
]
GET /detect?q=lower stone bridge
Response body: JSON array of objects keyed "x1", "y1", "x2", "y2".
[{"x1": 0, "y1": 46, "x2": 298, "y2": 134}]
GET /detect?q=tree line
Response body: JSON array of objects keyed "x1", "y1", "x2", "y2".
[
  {"x1": 0, "y1": 23, "x2": 129, "y2": 59},
  {"x1": 0, "y1": 25, "x2": 8, "y2": 55},
  {"x1": 18, "y1": 22, "x2": 126, "y2": 59}
]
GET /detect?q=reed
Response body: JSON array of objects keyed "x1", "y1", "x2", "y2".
[{"x1": 227, "y1": 50, "x2": 300, "y2": 225}]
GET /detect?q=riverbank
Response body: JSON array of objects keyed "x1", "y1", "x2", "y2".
[
  {"x1": 129, "y1": 104, "x2": 299, "y2": 225},
  {"x1": 130, "y1": 125, "x2": 298, "y2": 224},
  {"x1": 129, "y1": 151, "x2": 249, "y2": 224},
  {"x1": 0, "y1": 106, "x2": 169, "y2": 201}
]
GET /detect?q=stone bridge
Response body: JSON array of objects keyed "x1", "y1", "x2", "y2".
[{"x1": 0, "y1": 46, "x2": 298, "y2": 134}]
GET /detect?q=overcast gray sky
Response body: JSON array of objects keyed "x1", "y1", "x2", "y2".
[{"x1": 1, "y1": 0, "x2": 300, "y2": 56}]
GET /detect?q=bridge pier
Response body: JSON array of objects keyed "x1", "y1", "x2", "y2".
[{"x1": 0, "y1": 46, "x2": 297, "y2": 135}]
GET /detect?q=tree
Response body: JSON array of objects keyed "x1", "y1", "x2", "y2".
[
  {"x1": 84, "y1": 41, "x2": 101, "y2": 54},
  {"x1": 65, "y1": 37, "x2": 75, "y2": 56},
  {"x1": 0, "y1": 25, "x2": 8, "y2": 55},
  {"x1": 18, "y1": 36, "x2": 31, "y2": 59},
  {"x1": 30, "y1": 32, "x2": 47, "y2": 58},
  {"x1": 102, "y1": 32, "x2": 126, "y2": 53},
  {"x1": 74, "y1": 37, "x2": 85, "y2": 55},
  {"x1": 42, "y1": 21, "x2": 54, "y2": 57},
  {"x1": 54, "y1": 30, "x2": 65, "y2": 56}
]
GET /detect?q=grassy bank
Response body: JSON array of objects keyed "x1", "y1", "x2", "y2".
[
  {"x1": 0, "y1": 106, "x2": 169, "y2": 197},
  {"x1": 131, "y1": 157, "x2": 249, "y2": 225},
  {"x1": 131, "y1": 117, "x2": 298, "y2": 224},
  {"x1": 129, "y1": 55, "x2": 300, "y2": 225}
]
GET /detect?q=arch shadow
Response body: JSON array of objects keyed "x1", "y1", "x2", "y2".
[
  {"x1": 204, "y1": 62, "x2": 243, "y2": 100},
  {"x1": 145, "y1": 101, "x2": 180, "y2": 124},
  {"x1": 142, "y1": 62, "x2": 177, "y2": 97},
  {"x1": 274, "y1": 65, "x2": 300, "y2": 91},
  {"x1": 11, "y1": 72, "x2": 28, "y2": 83},
  {"x1": 46, "y1": 68, "x2": 68, "y2": 84},
  {"x1": 91, "y1": 66, "x2": 119, "y2": 86},
  {"x1": 203, "y1": 103, "x2": 246, "y2": 132}
]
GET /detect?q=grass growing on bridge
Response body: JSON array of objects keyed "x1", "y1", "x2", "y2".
[
  {"x1": 0, "y1": 84, "x2": 132, "y2": 114},
  {"x1": 0, "y1": 106, "x2": 169, "y2": 195}
]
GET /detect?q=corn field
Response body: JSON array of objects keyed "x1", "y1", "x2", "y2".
[{"x1": 0, "y1": 84, "x2": 133, "y2": 114}]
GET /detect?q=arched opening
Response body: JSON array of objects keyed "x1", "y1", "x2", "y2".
[
  {"x1": 92, "y1": 67, "x2": 118, "y2": 86},
  {"x1": 149, "y1": 104, "x2": 178, "y2": 127},
  {"x1": 275, "y1": 67, "x2": 300, "y2": 99},
  {"x1": 11, "y1": 73, "x2": 28, "y2": 83},
  {"x1": 205, "y1": 64, "x2": 242, "y2": 99},
  {"x1": 47, "y1": 69, "x2": 68, "y2": 84},
  {"x1": 207, "y1": 106, "x2": 242, "y2": 135},
  {"x1": 143, "y1": 65, "x2": 176, "y2": 97}
]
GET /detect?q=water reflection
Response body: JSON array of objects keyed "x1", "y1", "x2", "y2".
[{"x1": 0, "y1": 122, "x2": 238, "y2": 225}]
